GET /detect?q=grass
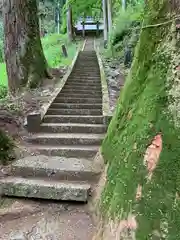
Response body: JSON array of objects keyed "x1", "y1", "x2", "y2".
[{"x1": 0, "y1": 34, "x2": 77, "y2": 87}]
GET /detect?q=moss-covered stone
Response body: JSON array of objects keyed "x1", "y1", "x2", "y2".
[{"x1": 99, "y1": 0, "x2": 180, "y2": 238}]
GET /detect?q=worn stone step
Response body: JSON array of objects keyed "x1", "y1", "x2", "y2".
[
  {"x1": 63, "y1": 85, "x2": 101, "y2": 91},
  {"x1": 70, "y1": 74, "x2": 100, "y2": 78},
  {"x1": 73, "y1": 69, "x2": 100, "y2": 73},
  {"x1": 58, "y1": 93, "x2": 102, "y2": 99},
  {"x1": 43, "y1": 115, "x2": 105, "y2": 124},
  {"x1": 65, "y1": 82, "x2": 101, "y2": 87},
  {"x1": 68, "y1": 76, "x2": 100, "y2": 80},
  {"x1": 67, "y1": 79, "x2": 100, "y2": 84},
  {"x1": 60, "y1": 89, "x2": 102, "y2": 96},
  {"x1": 11, "y1": 155, "x2": 101, "y2": 182},
  {"x1": 47, "y1": 108, "x2": 102, "y2": 115},
  {"x1": 27, "y1": 133, "x2": 104, "y2": 145},
  {"x1": 37, "y1": 123, "x2": 106, "y2": 134},
  {"x1": 55, "y1": 97, "x2": 102, "y2": 104},
  {"x1": 51, "y1": 103, "x2": 102, "y2": 110},
  {"x1": 28, "y1": 145, "x2": 99, "y2": 158},
  {"x1": 0, "y1": 176, "x2": 90, "y2": 202},
  {"x1": 63, "y1": 86, "x2": 102, "y2": 92}
]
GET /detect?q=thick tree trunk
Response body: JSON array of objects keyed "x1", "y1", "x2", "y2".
[
  {"x1": 3, "y1": 0, "x2": 49, "y2": 95},
  {"x1": 102, "y1": 0, "x2": 108, "y2": 47}
]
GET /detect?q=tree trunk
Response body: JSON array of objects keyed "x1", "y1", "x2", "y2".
[
  {"x1": 102, "y1": 0, "x2": 108, "y2": 47},
  {"x1": 67, "y1": 5, "x2": 73, "y2": 42},
  {"x1": 107, "y1": 0, "x2": 112, "y2": 33},
  {"x1": 122, "y1": 0, "x2": 126, "y2": 10},
  {"x1": 93, "y1": 0, "x2": 180, "y2": 239},
  {"x1": 3, "y1": 0, "x2": 49, "y2": 95}
]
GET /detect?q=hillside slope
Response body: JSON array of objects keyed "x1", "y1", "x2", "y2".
[{"x1": 94, "y1": 1, "x2": 180, "y2": 239}]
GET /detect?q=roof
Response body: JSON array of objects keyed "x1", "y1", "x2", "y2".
[{"x1": 75, "y1": 16, "x2": 104, "y2": 31}]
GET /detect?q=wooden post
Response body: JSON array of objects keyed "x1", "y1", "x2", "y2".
[
  {"x1": 61, "y1": 44, "x2": 68, "y2": 58},
  {"x1": 82, "y1": 21, "x2": 85, "y2": 38},
  {"x1": 96, "y1": 21, "x2": 99, "y2": 37}
]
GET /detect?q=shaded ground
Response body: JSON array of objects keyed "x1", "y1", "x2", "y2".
[
  {"x1": 0, "y1": 67, "x2": 66, "y2": 163},
  {"x1": 0, "y1": 199, "x2": 95, "y2": 240}
]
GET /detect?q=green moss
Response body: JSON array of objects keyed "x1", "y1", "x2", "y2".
[
  {"x1": 100, "y1": 0, "x2": 180, "y2": 238},
  {"x1": 0, "y1": 129, "x2": 14, "y2": 165}
]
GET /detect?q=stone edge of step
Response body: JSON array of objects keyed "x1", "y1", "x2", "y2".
[{"x1": 0, "y1": 176, "x2": 91, "y2": 202}]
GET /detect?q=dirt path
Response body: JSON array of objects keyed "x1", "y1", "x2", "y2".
[{"x1": 0, "y1": 199, "x2": 95, "y2": 240}]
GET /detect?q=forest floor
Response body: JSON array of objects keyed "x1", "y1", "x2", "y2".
[
  {"x1": 0, "y1": 39, "x2": 127, "y2": 240},
  {"x1": 0, "y1": 199, "x2": 95, "y2": 240}
]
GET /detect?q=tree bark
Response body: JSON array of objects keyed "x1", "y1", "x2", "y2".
[
  {"x1": 122, "y1": 0, "x2": 126, "y2": 10},
  {"x1": 107, "y1": 0, "x2": 112, "y2": 33},
  {"x1": 93, "y1": 0, "x2": 180, "y2": 239},
  {"x1": 102, "y1": 0, "x2": 108, "y2": 47},
  {"x1": 67, "y1": 5, "x2": 73, "y2": 42},
  {"x1": 3, "y1": 0, "x2": 49, "y2": 95}
]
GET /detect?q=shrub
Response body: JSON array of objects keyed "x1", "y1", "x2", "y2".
[{"x1": 107, "y1": 3, "x2": 144, "y2": 57}]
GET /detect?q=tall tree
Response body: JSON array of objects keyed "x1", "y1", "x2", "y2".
[
  {"x1": 3, "y1": 0, "x2": 50, "y2": 95},
  {"x1": 107, "y1": 0, "x2": 112, "y2": 32},
  {"x1": 122, "y1": 0, "x2": 126, "y2": 10},
  {"x1": 67, "y1": 5, "x2": 73, "y2": 42}
]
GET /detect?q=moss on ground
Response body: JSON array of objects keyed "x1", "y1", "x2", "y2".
[
  {"x1": 100, "y1": 0, "x2": 180, "y2": 238},
  {"x1": 0, "y1": 129, "x2": 14, "y2": 165}
]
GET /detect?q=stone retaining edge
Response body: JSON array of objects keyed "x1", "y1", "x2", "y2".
[
  {"x1": 94, "y1": 40, "x2": 112, "y2": 125},
  {"x1": 25, "y1": 41, "x2": 85, "y2": 132}
]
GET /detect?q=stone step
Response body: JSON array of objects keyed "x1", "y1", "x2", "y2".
[
  {"x1": 0, "y1": 176, "x2": 90, "y2": 202},
  {"x1": 58, "y1": 93, "x2": 102, "y2": 99},
  {"x1": 65, "y1": 82, "x2": 101, "y2": 87},
  {"x1": 27, "y1": 133, "x2": 104, "y2": 145},
  {"x1": 51, "y1": 103, "x2": 102, "y2": 110},
  {"x1": 72, "y1": 69, "x2": 100, "y2": 73},
  {"x1": 67, "y1": 79, "x2": 100, "y2": 84},
  {"x1": 11, "y1": 155, "x2": 101, "y2": 182},
  {"x1": 43, "y1": 115, "x2": 104, "y2": 124},
  {"x1": 62, "y1": 85, "x2": 101, "y2": 91},
  {"x1": 73, "y1": 68, "x2": 100, "y2": 71},
  {"x1": 63, "y1": 86, "x2": 102, "y2": 92},
  {"x1": 68, "y1": 76, "x2": 100, "y2": 80},
  {"x1": 47, "y1": 108, "x2": 102, "y2": 115},
  {"x1": 70, "y1": 74, "x2": 100, "y2": 78},
  {"x1": 37, "y1": 123, "x2": 106, "y2": 134},
  {"x1": 60, "y1": 90, "x2": 102, "y2": 96},
  {"x1": 55, "y1": 97, "x2": 102, "y2": 104},
  {"x1": 28, "y1": 145, "x2": 99, "y2": 158}
]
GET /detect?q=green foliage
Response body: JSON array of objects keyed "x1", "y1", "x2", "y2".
[
  {"x1": 0, "y1": 85, "x2": 8, "y2": 98},
  {"x1": 107, "y1": 3, "x2": 144, "y2": 58},
  {"x1": 66, "y1": 0, "x2": 102, "y2": 22},
  {"x1": 0, "y1": 34, "x2": 77, "y2": 93},
  {"x1": 100, "y1": 0, "x2": 180, "y2": 238},
  {"x1": 42, "y1": 34, "x2": 77, "y2": 67},
  {"x1": 0, "y1": 129, "x2": 14, "y2": 165}
]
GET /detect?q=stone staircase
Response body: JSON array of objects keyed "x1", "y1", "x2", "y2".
[{"x1": 0, "y1": 42, "x2": 107, "y2": 202}]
